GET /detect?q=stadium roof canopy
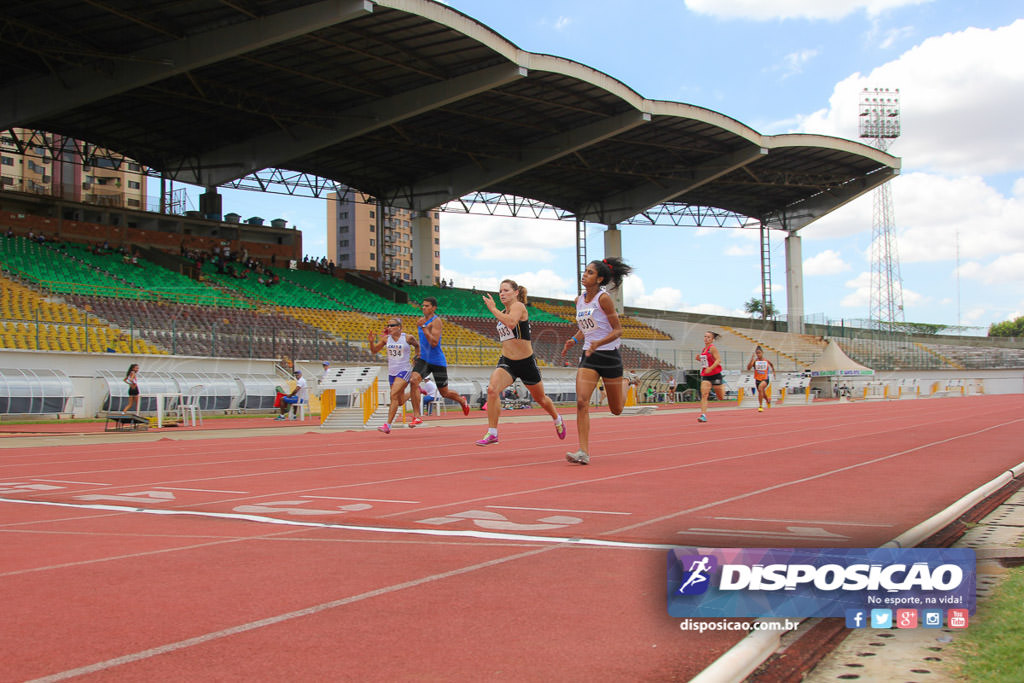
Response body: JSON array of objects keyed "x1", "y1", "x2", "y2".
[{"x1": 0, "y1": 0, "x2": 899, "y2": 230}]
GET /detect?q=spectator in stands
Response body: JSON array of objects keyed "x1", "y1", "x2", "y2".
[
  {"x1": 408, "y1": 296, "x2": 471, "y2": 423},
  {"x1": 697, "y1": 331, "x2": 725, "y2": 423},
  {"x1": 123, "y1": 363, "x2": 140, "y2": 414},
  {"x1": 368, "y1": 319, "x2": 420, "y2": 434},
  {"x1": 746, "y1": 346, "x2": 775, "y2": 412},
  {"x1": 5, "y1": 227, "x2": 12, "y2": 239},
  {"x1": 474, "y1": 279, "x2": 565, "y2": 446},
  {"x1": 561, "y1": 257, "x2": 633, "y2": 465},
  {"x1": 275, "y1": 369, "x2": 308, "y2": 420}
]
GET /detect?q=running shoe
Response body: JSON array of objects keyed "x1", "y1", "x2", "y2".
[
  {"x1": 475, "y1": 434, "x2": 499, "y2": 446},
  {"x1": 697, "y1": 414, "x2": 707, "y2": 423},
  {"x1": 462, "y1": 401, "x2": 471, "y2": 416},
  {"x1": 378, "y1": 424, "x2": 391, "y2": 434},
  {"x1": 758, "y1": 406, "x2": 763, "y2": 412},
  {"x1": 554, "y1": 418, "x2": 566, "y2": 440},
  {"x1": 274, "y1": 415, "x2": 286, "y2": 421},
  {"x1": 409, "y1": 417, "x2": 423, "y2": 427},
  {"x1": 566, "y1": 450, "x2": 590, "y2": 465}
]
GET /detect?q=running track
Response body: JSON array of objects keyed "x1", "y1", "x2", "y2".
[{"x1": 2, "y1": 395, "x2": 1022, "y2": 681}]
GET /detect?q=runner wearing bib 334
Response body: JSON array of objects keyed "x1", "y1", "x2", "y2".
[
  {"x1": 368, "y1": 318, "x2": 419, "y2": 434},
  {"x1": 746, "y1": 345, "x2": 775, "y2": 412},
  {"x1": 697, "y1": 331, "x2": 725, "y2": 423}
]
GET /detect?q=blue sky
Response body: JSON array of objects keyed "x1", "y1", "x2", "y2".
[{"x1": 201, "y1": 0, "x2": 1024, "y2": 333}]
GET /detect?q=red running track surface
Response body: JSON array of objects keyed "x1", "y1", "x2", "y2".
[{"x1": 1, "y1": 395, "x2": 1022, "y2": 680}]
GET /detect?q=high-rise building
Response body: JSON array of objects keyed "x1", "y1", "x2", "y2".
[
  {"x1": 326, "y1": 190, "x2": 440, "y2": 284},
  {"x1": 0, "y1": 128, "x2": 147, "y2": 209}
]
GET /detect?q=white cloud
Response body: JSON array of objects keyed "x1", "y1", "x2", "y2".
[
  {"x1": 795, "y1": 20, "x2": 1024, "y2": 176},
  {"x1": 771, "y1": 48, "x2": 820, "y2": 79},
  {"x1": 554, "y1": 16, "x2": 572, "y2": 31},
  {"x1": 840, "y1": 271, "x2": 871, "y2": 307},
  {"x1": 725, "y1": 243, "x2": 757, "y2": 256},
  {"x1": 959, "y1": 253, "x2": 1024, "y2": 285},
  {"x1": 684, "y1": 0, "x2": 933, "y2": 21},
  {"x1": 442, "y1": 213, "x2": 574, "y2": 263},
  {"x1": 804, "y1": 249, "x2": 852, "y2": 275},
  {"x1": 441, "y1": 267, "x2": 575, "y2": 301}
]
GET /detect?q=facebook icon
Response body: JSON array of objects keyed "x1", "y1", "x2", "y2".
[{"x1": 845, "y1": 609, "x2": 867, "y2": 629}]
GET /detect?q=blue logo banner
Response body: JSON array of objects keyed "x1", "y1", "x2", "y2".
[{"x1": 666, "y1": 548, "x2": 975, "y2": 618}]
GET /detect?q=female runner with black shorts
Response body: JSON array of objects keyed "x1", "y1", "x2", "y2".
[{"x1": 560, "y1": 257, "x2": 632, "y2": 465}]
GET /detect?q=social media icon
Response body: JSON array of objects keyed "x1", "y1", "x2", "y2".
[
  {"x1": 922, "y1": 609, "x2": 943, "y2": 628},
  {"x1": 845, "y1": 609, "x2": 867, "y2": 629},
  {"x1": 871, "y1": 609, "x2": 893, "y2": 628},
  {"x1": 948, "y1": 609, "x2": 969, "y2": 629},
  {"x1": 896, "y1": 609, "x2": 918, "y2": 628}
]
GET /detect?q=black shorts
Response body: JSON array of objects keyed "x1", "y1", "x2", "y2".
[
  {"x1": 579, "y1": 348, "x2": 623, "y2": 379},
  {"x1": 412, "y1": 358, "x2": 449, "y2": 388},
  {"x1": 128, "y1": 387, "x2": 140, "y2": 396},
  {"x1": 755, "y1": 378, "x2": 770, "y2": 387},
  {"x1": 701, "y1": 373, "x2": 724, "y2": 386},
  {"x1": 496, "y1": 355, "x2": 542, "y2": 386}
]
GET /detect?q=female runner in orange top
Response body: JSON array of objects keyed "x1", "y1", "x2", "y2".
[{"x1": 746, "y1": 345, "x2": 775, "y2": 412}]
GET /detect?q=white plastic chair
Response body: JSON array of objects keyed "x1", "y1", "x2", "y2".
[{"x1": 177, "y1": 385, "x2": 204, "y2": 426}]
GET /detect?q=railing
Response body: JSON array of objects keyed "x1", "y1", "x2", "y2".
[{"x1": 361, "y1": 377, "x2": 378, "y2": 425}]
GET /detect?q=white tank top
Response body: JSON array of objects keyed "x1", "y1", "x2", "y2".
[
  {"x1": 576, "y1": 288, "x2": 620, "y2": 351},
  {"x1": 386, "y1": 335, "x2": 412, "y2": 375}
]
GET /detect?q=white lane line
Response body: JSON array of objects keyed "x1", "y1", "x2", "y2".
[
  {"x1": 302, "y1": 495, "x2": 420, "y2": 504},
  {"x1": 27, "y1": 544, "x2": 559, "y2": 683},
  {"x1": 487, "y1": 505, "x2": 631, "y2": 516},
  {"x1": 0, "y1": 496, "x2": 674, "y2": 550},
  {"x1": 712, "y1": 516, "x2": 893, "y2": 527},
  {"x1": 153, "y1": 487, "x2": 249, "y2": 494},
  {"x1": 32, "y1": 479, "x2": 109, "y2": 486}
]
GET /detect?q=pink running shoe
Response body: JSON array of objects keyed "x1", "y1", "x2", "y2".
[
  {"x1": 462, "y1": 401, "x2": 471, "y2": 416},
  {"x1": 377, "y1": 424, "x2": 391, "y2": 434},
  {"x1": 554, "y1": 418, "x2": 566, "y2": 440},
  {"x1": 475, "y1": 434, "x2": 499, "y2": 446},
  {"x1": 410, "y1": 417, "x2": 423, "y2": 427}
]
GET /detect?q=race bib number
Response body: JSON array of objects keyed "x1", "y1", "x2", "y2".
[
  {"x1": 699, "y1": 353, "x2": 709, "y2": 369},
  {"x1": 576, "y1": 307, "x2": 597, "y2": 331},
  {"x1": 496, "y1": 322, "x2": 514, "y2": 342},
  {"x1": 754, "y1": 360, "x2": 768, "y2": 373}
]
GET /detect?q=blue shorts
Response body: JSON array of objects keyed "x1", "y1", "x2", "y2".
[
  {"x1": 388, "y1": 370, "x2": 411, "y2": 386},
  {"x1": 281, "y1": 395, "x2": 299, "y2": 405}
]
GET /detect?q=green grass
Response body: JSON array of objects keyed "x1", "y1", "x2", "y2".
[{"x1": 953, "y1": 565, "x2": 1024, "y2": 681}]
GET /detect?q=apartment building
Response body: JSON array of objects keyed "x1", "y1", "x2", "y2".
[
  {"x1": 326, "y1": 190, "x2": 441, "y2": 284},
  {"x1": 0, "y1": 128, "x2": 147, "y2": 210}
]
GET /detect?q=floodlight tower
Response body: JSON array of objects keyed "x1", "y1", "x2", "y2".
[{"x1": 859, "y1": 87, "x2": 905, "y2": 329}]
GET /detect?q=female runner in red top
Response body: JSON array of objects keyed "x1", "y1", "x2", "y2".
[{"x1": 697, "y1": 331, "x2": 724, "y2": 422}]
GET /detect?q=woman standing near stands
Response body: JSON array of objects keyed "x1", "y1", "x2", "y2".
[
  {"x1": 560, "y1": 257, "x2": 632, "y2": 465},
  {"x1": 475, "y1": 279, "x2": 565, "y2": 446},
  {"x1": 746, "y1": 345, "x2": 775, "y2": 412},
  {"x1": 123, "y1": 363, "x2": 140, "y2": 414},
  {"x1": 697, "y1": 331, "x2": 725, "y2": 422}
]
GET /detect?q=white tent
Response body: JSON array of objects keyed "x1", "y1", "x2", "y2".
[{"x1": 808, "y1": 340, "x2": 874, "y2": 378}]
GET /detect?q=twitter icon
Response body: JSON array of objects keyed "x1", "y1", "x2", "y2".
[{"x1": 870, "y1": 609, "x2": 893, "y2": 628}]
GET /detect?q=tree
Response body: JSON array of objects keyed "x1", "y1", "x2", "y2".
[
  {"x1": 988, "y1": 315, "x2": 1024, "y2": 338},
  {"x1": 744, "y1": 297, "x2": 778, "y2": 319}
]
